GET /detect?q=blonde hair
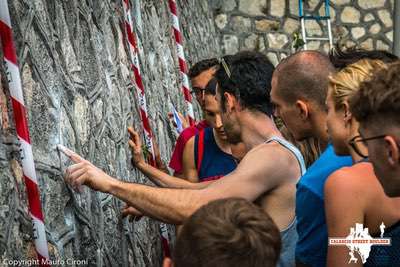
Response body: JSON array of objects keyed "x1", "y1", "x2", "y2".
[{"x1": 329, "y1": 59, "x2": 386, "y2": 110}]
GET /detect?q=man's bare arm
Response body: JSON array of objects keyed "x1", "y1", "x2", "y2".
[
  {"x1": 181, "y1": 137, "x2": 199, "y2": 182},
  {"x1": 62, "y1": 142, "x2": 293, "y2": 225},
  {"x1": 136, "y1": 161, "x2": 209, "y2": 189},
  {"x1": 128, "y1": 127, "x2": 207, "y2": 189}
]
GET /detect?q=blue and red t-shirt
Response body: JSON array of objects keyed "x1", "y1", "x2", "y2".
[
  {"x1": 169, "y1": 120, "x2": 209, "y2": 174},
  {"x1": 194, "y1": 127, "x2": 237, "y2": 182}
]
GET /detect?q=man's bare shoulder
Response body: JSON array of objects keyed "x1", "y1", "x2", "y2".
[
  {"x1": 236, "y1": 140, "x2": 300, "y2": 182},
  {"x1": 245, "y1": 141, "x2": 298, "y2": 165}
]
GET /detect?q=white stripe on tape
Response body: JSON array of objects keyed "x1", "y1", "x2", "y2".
[
  {"x1": 20, "y1": 138, "x2": 38, "y2": 184},
  {"x1": 0, "y1": 0, "x2": 12, "y2": 27},
  {"x1": 4, "y1": 59, "x2": 24, "y2": 105},
  {"x1": 172, "y1": 15, "x2": 180, "y2": 32},
  {"x1": 182, "y1": 74, "x2": 190, "y2": 89},
  {"x1": 176, "y1": 43, "x2": 185, "y2": 61},
  {"x1": 31, "y1": 216, "x2": 49, "y2": 258},
  {"x1": 186, "y1": 102, "x2": 194, "y2": 117}
]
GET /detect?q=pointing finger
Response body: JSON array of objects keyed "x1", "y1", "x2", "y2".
[{"x1": 58, "y1": 145, "x2": 85, "y2": 163}]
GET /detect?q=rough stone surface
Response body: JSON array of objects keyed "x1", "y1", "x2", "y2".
[
  {"x1": 238, "y1": 0, "x2": 267, "y2": 16},
  {"x1": 351, "y1": 27, "x2": 366, "y2": 40},
  {"x1": 361, "y1": 38, "x2": 374, "y2": 49},
  {"x1": 0, "y1": 0, "x2": 219, "y2": 266},
  {"x1": 369, "y1": 23, "x2": 381, "y2": 34},
  {"x1": 223, "y1": 35, "x2": 239, "y2": 54},
  {"x1": 341, "y1": 7, "x2": 361, "y2": 23},
  {"x1": 377, "y1": 40, "x2": 390, "y2": 50},
  {"x1": 332, "y1": 0, "x2": 351, "y2": 5},
  {"x1": 270, "y1": 0, "x2": 286, "y2": 17},
  {"x1": 244, "y1": 34, "x2": 265, "y2": 51},
  {"x1": 214, "y1": 0, "x2": 394, "y2": 57},
  {"x1": 378, "y1": 10, "x2": 393, "y2": 28},
  {"x1": 386, "y1": 31, "x2": 394, "y2": 42},
  {"x1": 305, "y1": 20, "x2": 323, "y2": 36},
  {"x1": 289, "y1": 1, "x2": 299, "y2": 16},
  {"x1": 215, "y1": 14, "x2": 228, "y2": 30},
  {"x1": 358, "y1": 0, "x2": 386, "y2": 9},
  {"x1": 364, "y1": 13, "x2": 375, "y2": 22},
  {"x1": 266, "y1": 52, "x2": 279, "y2": 66},
  {"x1": 255, "y1": 19, "x2": 280, "y2": 32},
  {"x1": 221, "y1": 0, "x2": 237, "y2": 12},
  {"x1": 231, "y1": 16, "x2": 252, "y2": 33},
  {"x1": 283, "y1": 18, "x2": 300, "y2": 35},
  {"x1": 267, "y1": 33, "x2": 289, "y2": 49}
]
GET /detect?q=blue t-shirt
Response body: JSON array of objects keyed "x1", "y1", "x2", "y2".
[{"x1": 295, "y1": 144, "x2": 353, "y2": 267}]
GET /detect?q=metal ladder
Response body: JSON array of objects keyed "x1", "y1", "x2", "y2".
[{"x1": 299, "y1": 0, "x2": 333, "y2": 50}]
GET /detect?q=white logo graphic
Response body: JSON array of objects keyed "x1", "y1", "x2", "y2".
[{"x1": 328, "y1": 223, "x2": 391, "y2": 264}]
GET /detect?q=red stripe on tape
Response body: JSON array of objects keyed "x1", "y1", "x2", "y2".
[
  {"x1": 133, "y1": 65, "x2": 145, "y2": 93},
  {"x1": 125, "y1": 22, "x2": 137, "y2": 51},
  {"x1": 168, "y1": 0, "x2": 177, "y2": 16},
  {"x1": 178, "y1": 58, "x2": 187, "y2": 73},
  {"x1": 24, "y1": 175, "x2": 44, "y2": 221},
  {"x1": 173, "y1": 28, "x2": 182, "y2": 45},
  {"x1": 11, "y1": 97, "x2": 31, "y2": 144},
  {"x1": 161, "y1": 237, "x2": 171, "y2": 257},
  {"x1": 182, "y1": 86, "x2": 192, "y2": 102},
  {"x1": 0, "y1": 20, "x2": 18, "y2": 65},
  {"x1": 140, "y1": 109, "x2": 152, "y2": 134},
  {"x1": 37, "y1": 253, "x2": 50, "y2": 267}
]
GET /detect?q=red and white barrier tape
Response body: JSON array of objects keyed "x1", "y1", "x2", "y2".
[
  {"x1": 122, "y1": 0, "x2": 171, "y2": 258},
  {"x1": 168, "y1": 0, "x2": 195, "y2": 126},
  {"x1": 0, "y1": 1, "x2": 50, "y2": 265}
]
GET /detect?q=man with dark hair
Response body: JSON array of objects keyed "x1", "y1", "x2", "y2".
[
  {"x1": 62, "y1": 51, "x2": 306, "y2": 267},
  {"x1": 329, "y1": 45, "x2": 398, "y2": 69},
  {"x1": 163, "y1": 198, "x2": 281, "y2": 267},
  {"x1": 350, "y1": 61, "x2": 400, "y2": 197},
  {"x1": 131, "y1": 78, "x2": 239, "y2": 184},
  {"x1": 271, "y1": 51, "x2": 353, "y2": 267},
  {"x1": 168, "y1": 58, "x2": 219, "y2": 176}
]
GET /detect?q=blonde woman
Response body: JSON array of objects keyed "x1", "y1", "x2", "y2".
[{"x1": 324, "y1": 59, "x2": 400, "y2": 267}]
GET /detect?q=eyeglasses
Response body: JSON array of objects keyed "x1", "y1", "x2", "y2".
[
  {"x1": 348, "y1": 134, "x2": 388, "y2": 159},
  {"x1": 190, "y1": 87, "x2": 205, "y2": 97}
]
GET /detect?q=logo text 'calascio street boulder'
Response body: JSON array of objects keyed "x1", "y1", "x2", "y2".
[{"x1": 329, "y1": 223, "x2": 391, "y2": 264}]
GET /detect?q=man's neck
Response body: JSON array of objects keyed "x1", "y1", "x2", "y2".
[
  {"x1": 213, "y1": 129, "x2": 231, "y2": 154},
  {"x1": 239, "y1": 111, "x2": 281, "y2": 150},
  {"x1": 311, "y1": 111, "x2": 329, "y2": 150}
]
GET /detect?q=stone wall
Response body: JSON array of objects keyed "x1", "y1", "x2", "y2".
[
  {"x1": 211, "y1": 0, "x2": 394, "y2": 65},
  {"x1": 0, "y1": 0, "x2": 219, "y2": 266}
]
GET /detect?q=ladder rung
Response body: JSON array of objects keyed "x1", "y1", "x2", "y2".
[
  {"x1": 301, "y1": 16, "x2": 331, "y2": 21},
  {"x1": 305, "y1": 37, "x2": 330, "y2": 41}
]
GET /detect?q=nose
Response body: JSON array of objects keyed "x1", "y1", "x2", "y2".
[{"x1": 215, "y1": 114, "x2": 223, "y2": 129}]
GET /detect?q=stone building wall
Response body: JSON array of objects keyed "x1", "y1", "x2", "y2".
[
  {"x1": 0, "y1": 0, "x2": 219, "y2": 266},
  {"x1": 211, "y1": 0, "x2": 394, "y2": 65}
]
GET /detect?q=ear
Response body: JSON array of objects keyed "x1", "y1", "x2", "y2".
[
  {"x1": 342, "y1": 101, "x2": 353, "y2": 126},
  {"x1": 163, "y1": 257, "x2": 173, "y2": 267},
  {"x1": 224, "y1": 92, "x2": 237, "y2": 113},
  {"x1": 384, "y1": 136, "x2": 400, "y2": 166},
  {"x1": 295, "y1": 100, "x2": 309, "y2": 120}
]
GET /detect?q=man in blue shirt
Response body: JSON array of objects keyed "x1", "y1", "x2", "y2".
[{"x1": 271, "y1": 51, "x2": 353, "y2": 267}]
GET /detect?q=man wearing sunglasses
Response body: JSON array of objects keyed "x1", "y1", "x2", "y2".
[
  {"x1": 350, "y1": 61, "x2": 400, "y2": 197},
  {"x1": 168, "y1": 59, "x2": 218, "y2": 177}
]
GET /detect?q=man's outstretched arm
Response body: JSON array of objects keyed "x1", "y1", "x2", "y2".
[{"x1": 60, "y1": 142, "x2": 289, "y2": 225}]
